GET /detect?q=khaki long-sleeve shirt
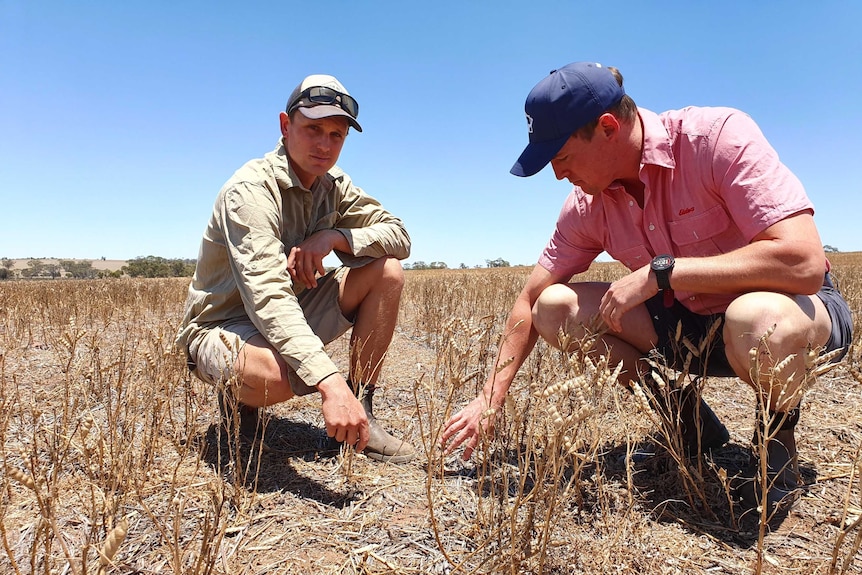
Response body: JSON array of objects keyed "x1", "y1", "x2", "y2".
[{"x1": 176, "y1": 139, "x2": 410, "y2": 387}]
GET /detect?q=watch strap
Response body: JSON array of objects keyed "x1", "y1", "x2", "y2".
[{"x1": 655, "y1": 270, "x2": 672, "y2": 291}]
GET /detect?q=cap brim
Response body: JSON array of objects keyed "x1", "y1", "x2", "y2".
[
  {"x1": 510, "y1": 135, "x2": 569, "y2": 177},
  {"x1": 298, "y1": 105, "x2": 363, "y2": 132}
]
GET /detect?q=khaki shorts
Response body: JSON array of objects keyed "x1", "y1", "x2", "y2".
[{"x1": 188, "y1": 267, "x2": 353, "y2": 396}]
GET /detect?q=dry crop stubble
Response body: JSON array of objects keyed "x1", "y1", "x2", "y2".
[{"x1": 0, "y1": 255, "x2": 858, "y2": 574}]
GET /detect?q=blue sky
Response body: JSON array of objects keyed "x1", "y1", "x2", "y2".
[{"x1": 2, "y1": 1, "x2": 860, "y2": 268}]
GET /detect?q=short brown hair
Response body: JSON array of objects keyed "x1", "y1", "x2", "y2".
[{"x1": 574, "y1": 66, "x2": 637, "y2": 140}]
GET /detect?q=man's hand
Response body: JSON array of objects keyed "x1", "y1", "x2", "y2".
[
  {"x1": 287, "y1": 230, "x2": 344, "y2": 289},
  {"x1": 317, "y1": 373, "x2": 369, "y2": 452},
  {"x1": 599, "y1": 265, "x2": 656, "y2": 332},
  {"x1": 439, "y1": 394, "x2": 498, "y2": 460}
]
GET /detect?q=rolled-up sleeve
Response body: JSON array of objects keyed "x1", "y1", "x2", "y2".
[{"x1": 332, "y1": 178, "x2": 411, "y2": 266}]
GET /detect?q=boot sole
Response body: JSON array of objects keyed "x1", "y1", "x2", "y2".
[{"x1": 363, "y1": 449, "x2": 417, "y2": 464}]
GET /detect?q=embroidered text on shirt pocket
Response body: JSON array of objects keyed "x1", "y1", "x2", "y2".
[{"x1": 667, "y1": 205, "x2": 731, "y2": 257}]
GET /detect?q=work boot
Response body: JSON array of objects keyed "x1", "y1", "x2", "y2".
[
  {"x1": 358, "y1": 387, "x2": 417, "y2": 464},
  {"x1": 676, "y1": 384, "x2": 730, "y2": 453},
  {"x1": 218, "y1": 391, "x2": 260, "y2": 442},
  {"x1": 642, "y1": 376, "x2": 729, "y2": 454},
  {"x1": 737, "y1": 408, "x2": 802, "y2": 514}
]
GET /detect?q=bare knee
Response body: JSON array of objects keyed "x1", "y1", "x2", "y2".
[
  {"x1": 727, "y1": 294, "x2": 799, "y2": 352},
  {"x1": 355, "y1": 256, "x2": 404, "y2": 295},
  {"x1": 532, "y1": 284, "x2": 584, "y2": 348},
  {"x1": 379, "y1": 256, "x2": 405, "y2": 292},
  {"x1": 235, "y1": 340, "x2": 294, "y2": 406},
  {"x1": 723, "y1": 292, "x2": 820, "y2": 385},
  {"x1": 340, "y1": 257, "x2": 404, "y2": 319}
]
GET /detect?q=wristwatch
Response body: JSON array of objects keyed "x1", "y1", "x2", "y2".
[
  {"x1": 650, "y1": 254, "x2": 675, "y2": 307},
  {"x1": 650, "y1": 254, "x2": 674, "y2": 290}
]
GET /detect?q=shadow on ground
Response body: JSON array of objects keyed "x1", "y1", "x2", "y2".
[
  {"x1": 191, "y1": 414, "x2": 361, "y2": 507},
  {"x1": 599, "y1": 438, "x2": 819, "y2": 549}
]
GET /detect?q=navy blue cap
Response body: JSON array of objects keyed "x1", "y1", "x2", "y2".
[{"x1": 511, "y1": 62, "x2": 625, "y2": 177}]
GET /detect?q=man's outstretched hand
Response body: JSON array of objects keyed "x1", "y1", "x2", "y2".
[{"x1": 439, "y1": 394, "x2": 498, "y2": 460}]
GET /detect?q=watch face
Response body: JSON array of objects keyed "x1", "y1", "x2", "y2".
[{"x1": 652, "y1": 255, "x2": 673, "y2": 271}]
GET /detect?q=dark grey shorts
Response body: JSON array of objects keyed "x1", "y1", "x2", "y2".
[{"x1": 645, "y1": 273, "x2": 854, "y2": 377}]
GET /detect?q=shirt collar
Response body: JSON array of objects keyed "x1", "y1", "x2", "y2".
[
  {"x1": 638, "y1": 107, "x2": 675, "y2": 170},
  {"x1": 603, "y1": 108, "x2": 675, "y2": 196}
]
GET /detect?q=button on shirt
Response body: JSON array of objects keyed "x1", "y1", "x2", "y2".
[
  {"x1": 538, "y1": 107, "x2": 814, "y2": 314},
  {"x1": 176, "y1": 139, "x2": 411, "y2": 387}
]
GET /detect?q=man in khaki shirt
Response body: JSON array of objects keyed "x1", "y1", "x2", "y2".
[{"x1": 177, "y1": 74, "x2": 415, "y2": 463}]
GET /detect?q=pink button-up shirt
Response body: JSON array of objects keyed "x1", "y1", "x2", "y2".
[{"x1": 538, "y1": 107, "x2": 814, "y2": 314}]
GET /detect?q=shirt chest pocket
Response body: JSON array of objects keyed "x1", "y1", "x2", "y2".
[
  {"x1": 667, "y1": 205, "x2": 741, "y2": 257},
  {"x1": 282, "y1": 210, "x2": 339, "y2": 249}
]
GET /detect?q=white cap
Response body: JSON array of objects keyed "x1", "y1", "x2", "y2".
[{"x1": 285, "y1": 74, "x2": 362, "y2": 132}]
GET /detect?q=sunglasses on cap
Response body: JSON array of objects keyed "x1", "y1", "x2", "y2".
[{"x1": 286, "y1": 86, "x2": 359, "y2": 119}]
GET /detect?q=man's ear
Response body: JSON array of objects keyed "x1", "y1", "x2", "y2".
[
  {"x1": 598, "y1": 113, "x2": 620, "y2": 139},
  {"x1": 279, "y1": 111, "x2": 290, "y2": 138}
]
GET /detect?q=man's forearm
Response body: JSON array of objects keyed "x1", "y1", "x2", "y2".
[
  {"x1": 672, "y1": 243, "x2": 824, "y2": 295},
  {"x1": 668, "y1": 213, "x2": 825, "y2": 296},
  {"x1": 328, "y1": 229, "x2": 351, "y2": 253},
  {"x1": 482, "y1": 300, "x2": 540, "y2": 408}
]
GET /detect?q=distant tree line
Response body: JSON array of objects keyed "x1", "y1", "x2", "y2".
[
  {"x1": 61, "y1": 260, "x2": 100, "y2": 279},
  {"x1": 0, "y1": 256, "x2": 197, "y2": 279},
  {"x1": 404, "y1": 257, "x2": 513, "y2": 270},
  {"x1": 485, "y1": 258, "x2": 511, "y2": 268},
  {"x1": 0, "y1": 258, "x2": 14, "y2": 280},
  {"x1": 122, "y1": 256, "x2": 196, "y2": 278},
  {"x1": 405, "y1": 261, "x2": 449, "y2": 270}
]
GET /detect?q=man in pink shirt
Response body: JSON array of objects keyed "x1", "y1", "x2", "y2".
[{"x1": 440, "y1": 62, "x2": 853, "y2": 513}]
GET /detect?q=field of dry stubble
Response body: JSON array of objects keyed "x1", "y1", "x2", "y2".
[{"x1": 1, "y1": 253, "x2": 861, "y2": 575}]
